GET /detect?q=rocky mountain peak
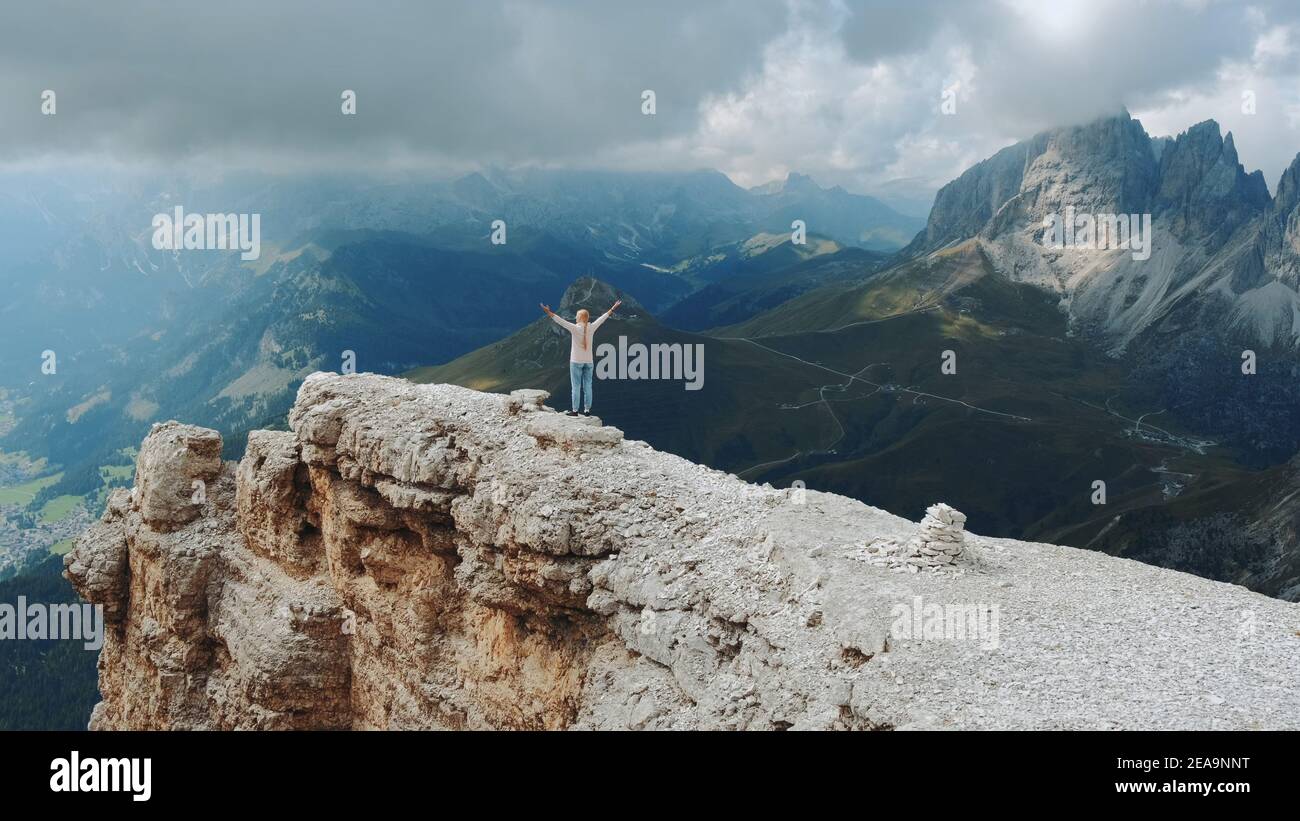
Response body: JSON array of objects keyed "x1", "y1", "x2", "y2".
[
  {"x1": 1152, "y1": 119, "x2": 1270, "y2": 241},
  {"x1": 911, "y1": 112, "x2": 1276, "y2": 257},
  {"x1": 781, "y1": 171, "x2": 819, "y2": 193},
  {"x1": 1257, "y1": 152, "x2": 1300, "y2": 290},
  {"x1": 1016, "y1": 110, "x2": 1159, "y2": 220},
  {"x1": 450, "y1": 171, "x2": 507, "y2": 209},
  {"x1": 909, "y1": 111, "x2": 1300, "y2": 351},
  {"x1": 1272, "y1": 152, "x2": 1300, "y2": 216},
  {"x1": 558, "y1": 276, "x2": 644, "y2": 317}
]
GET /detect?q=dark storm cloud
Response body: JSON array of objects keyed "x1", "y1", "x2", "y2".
[
  {"x1": 4, "y1": 0, "x2": 1300, "y2": 200},
  {"x1": 0, "y1": 0, "x2": 786, "y2": 168}
]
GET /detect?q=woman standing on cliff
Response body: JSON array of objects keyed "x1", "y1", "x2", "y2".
[{"x1": 540, "y1": 300, "x2": 621, "y2": 416}]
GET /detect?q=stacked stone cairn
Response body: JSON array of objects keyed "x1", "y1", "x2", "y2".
[{"x1": 864, "y1": 503, "x2": 968, "y2": 573}]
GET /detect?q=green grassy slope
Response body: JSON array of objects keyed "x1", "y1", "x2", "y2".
[{"x1": 706, "y1": 244, "x2": 1234, "y2": 540}]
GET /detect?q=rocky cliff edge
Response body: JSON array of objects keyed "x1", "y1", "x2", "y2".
[{"x1": 65, "y1": 373, "x2": 1300, "y2": 729}]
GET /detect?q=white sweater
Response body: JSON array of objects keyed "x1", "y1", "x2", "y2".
[{"x1": 550, "y1": 311, "x2": 610, "y2": 364}]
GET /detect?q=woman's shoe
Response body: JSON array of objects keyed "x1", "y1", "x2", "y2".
[{"x1": 565, "y1": 410, "x2": 579, "y2": 416}]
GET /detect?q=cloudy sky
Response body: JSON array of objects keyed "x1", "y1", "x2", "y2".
[{"x1": 5, "y1": 0, "x2": 1300, "y2": 210}]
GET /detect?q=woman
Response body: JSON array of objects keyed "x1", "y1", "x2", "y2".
[{"x1": 540, "y1": 299, "x2": 621, "y2": 415}]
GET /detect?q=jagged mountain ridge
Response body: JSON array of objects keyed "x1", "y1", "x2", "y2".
[
  {"x1": 908, "y1": 110, "x2": 1297, "y2": 352},
  {"x1": 428, "y1": 167, "x2": 922, "y2": 261}
]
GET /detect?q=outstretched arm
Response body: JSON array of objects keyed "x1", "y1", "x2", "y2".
[
  {"x1": 541, "y1": 303, "x2": 578, "y2": 332},
  {"x1": 590, "y1": 300, "x2": 621, "y2": 332}
]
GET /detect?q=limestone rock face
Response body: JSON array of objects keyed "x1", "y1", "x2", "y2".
[
  {"x1": 135, "y1": 421, "x2": 224, "y2": 529},
  {"x1": 907, "y1": 111, "x2": 1297, "y2": 352},
  {"x1": 504, "y1": 389, "x2": 550, "y2": 415},
  {"x1": 66, "y1": 373, "x2": 1300, "y2": 730},
  {"x1": 63, "y1": 490, "x2": 132, "y2": 622},
  {"x1": 236, "y1": 430, "x2": 319, "y2": 572}
]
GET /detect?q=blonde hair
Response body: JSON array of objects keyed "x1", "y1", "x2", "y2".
[{"x1": 576, "y1": 309, "x2": 590, "y2": 350}]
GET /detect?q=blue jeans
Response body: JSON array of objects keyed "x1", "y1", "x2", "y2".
[{"x1": 569, "y1": 362, "x2": 594, "y2": 412}]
